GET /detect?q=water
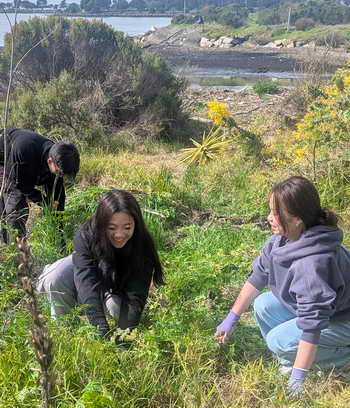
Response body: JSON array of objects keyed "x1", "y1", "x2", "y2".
[
  {"x1": 177, "y1": 67, "x2": 332, "y2": 90},
  {"x1": 0, "y1": 13, "x2": 172, "y2": 46}
]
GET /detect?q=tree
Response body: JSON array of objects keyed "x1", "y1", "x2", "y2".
[
  {"x1": 209, "y1": 6, "x2": 248, "y2": 27},
  {"x1": 80, "y1": 0, "x2": 110, "y2": 12},
  {"x1": 19, "y1": 0, "x2": 37, "y2": 7},
  {"x1": 66, "y1": 2, "x2": 80, "y2": 12},
  {"x1": 256, "y1": 8, "x2": 281, "y2": 25},
  {"x1": 111, "y1": 0, "x2": 129, "y2": 9},
  {"x1": 129, "y1": 0, "x2": 147, "y2": 10}
]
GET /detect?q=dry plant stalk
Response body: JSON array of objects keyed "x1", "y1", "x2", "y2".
[{"x1": 17, "y1": 238, "x2": 55, "y2": 408}]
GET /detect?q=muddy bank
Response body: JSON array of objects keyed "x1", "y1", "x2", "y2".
[{"x1": 152, "y1": 45, "x2": 348, "y2": 75}]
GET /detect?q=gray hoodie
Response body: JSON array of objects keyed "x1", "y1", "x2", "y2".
[{"x1": 248, "y1": 226, "x2": 350, "y2": 344}]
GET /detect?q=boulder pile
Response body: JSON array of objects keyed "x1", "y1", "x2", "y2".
[
  {"x1": 199, "y1": 37, "x2": 315, "y2": 49},
  {"x1": 199, "y1": 36, "x2": 246, "y2": 48}
]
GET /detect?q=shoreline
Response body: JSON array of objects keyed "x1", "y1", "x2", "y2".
[{"x1": 1, "y1": 9, "x2": 176, "y2": 18}]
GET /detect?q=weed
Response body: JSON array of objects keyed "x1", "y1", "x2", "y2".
[{"x1": 253, "y1": 79, "x2": 280, "y2": 98}]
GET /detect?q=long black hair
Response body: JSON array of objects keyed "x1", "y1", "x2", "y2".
[
  {"x1": 81, "y1": 189, "x2": 164, "y2": 286},
  {"x1": 272, "y1": 176, "x2": 339, "y2": 233}
]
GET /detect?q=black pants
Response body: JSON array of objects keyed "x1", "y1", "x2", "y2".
[{"x1": 0, "y1": 166, "x2": 29, "y2": 243}]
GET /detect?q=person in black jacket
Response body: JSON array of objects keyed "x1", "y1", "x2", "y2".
[
  {"x1": 0, "y1": 128, "x2": 80, "y2": 243},
  {"x1": 37, "y1": 189, "x2": 164, "y2": 339}
]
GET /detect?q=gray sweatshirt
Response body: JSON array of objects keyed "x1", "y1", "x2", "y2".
[{"x1": 248, "y1": 225, "x2": 350, "y2": 344}]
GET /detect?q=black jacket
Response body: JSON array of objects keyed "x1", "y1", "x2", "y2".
[
  {"x1": 72, "y1": 228, "x2": 154, "y2": 336},
  {"x1": 0, "y1": 128, "x2": 65, "y2": 210}
]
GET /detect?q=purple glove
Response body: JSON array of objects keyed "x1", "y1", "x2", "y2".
[
  {"x1": 287, "y1": 368, "x2": 308, "y2": 397},
  {"x1": 215, "y1": 311, "x2": 240, "y2": 343}
]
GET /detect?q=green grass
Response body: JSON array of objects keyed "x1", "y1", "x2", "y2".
[
  {"x1": 253, "y1": 79, "x2": 280, "y2": 97},
  {"x1": 1, "y1": 144, "x2": 350, "y2": 407}
]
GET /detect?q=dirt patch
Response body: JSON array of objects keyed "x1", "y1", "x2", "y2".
[
  {"x1": 152, "y1": 45, "x2": 348, "y2": 74},
  {"x1": 182, "y1": 86, "x2": 293, "y2": 123}
]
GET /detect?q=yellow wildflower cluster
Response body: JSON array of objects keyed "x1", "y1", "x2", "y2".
[
  {"x1": 287, "y1": 65, "x2": 350, "y2": 177},
  {"x1": 207, "y1": 100, "x2": 230, "y2": 125}
]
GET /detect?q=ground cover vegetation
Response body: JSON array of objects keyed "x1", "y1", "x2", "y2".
[{"x1": 1, "y1": 14, "x2": 350, "y2": 408}]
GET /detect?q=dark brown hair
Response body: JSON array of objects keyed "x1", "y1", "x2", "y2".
[
  {"x1": 271, "y1": 176, "x2": 339, "y2": 233},
  {"x1": 82, "y1": 189, "x2": 164, "y2": 286}
]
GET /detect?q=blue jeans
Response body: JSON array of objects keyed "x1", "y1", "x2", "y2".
[{"x1": 253, "y1": 291, "x2": 350, "y2": 369}]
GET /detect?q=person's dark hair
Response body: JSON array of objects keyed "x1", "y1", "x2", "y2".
[
  {"x1": 49, "y1": 142, "x2": 80, "y2": 178},
  {"x1": 82, "y1": 189, "x2": 164, "y2": 286},
  {"x1": 272, "y1": 176, "x2": 339, "y2": 232}
]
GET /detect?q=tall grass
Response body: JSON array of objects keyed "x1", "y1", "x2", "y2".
[{"x1": 0, "y1": 147, "x2": 349, "y2": 407}]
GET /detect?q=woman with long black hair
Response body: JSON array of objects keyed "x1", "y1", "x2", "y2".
[{"x1": 37, "y1": 189, "x2": 164, "y2": 338}]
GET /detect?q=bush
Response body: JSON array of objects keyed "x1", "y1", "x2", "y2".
[
  {"x1": 1, "y1": 17, "x2": 185, "y2": 140},
  {"x1": 256, "y1": 9, "x2": 282, "y2": 26},
  {"x1": 294, "y1": 17, "x2": 315, "y2": 31},
  {"x1": 0, "y1": 17, "x2": 119, "y2": 89},
  {"x1": 271, "y1": 27, "x2": 287, "y2": 37},
  {"x1": 11, "y1": 71, "x2": 86, "y2": 135},
  {"x1": 291, "y1": 0, "x2": 350, "y2": 25},
  {"x1": 171, "y1": 14, "x2": 194, "y2": 24},
  {"x1": 315, "y1": 31, "x2": 346, "y2": 48},
  {"x1": 253, "y1": 79, "x2": 279, "y2": 97},
  {"x1": 269, "y1": 65, "x2": 350, "y2": 209},
  {"x1": 207, "y1": 6, "x2": 248, "y2": 28}
]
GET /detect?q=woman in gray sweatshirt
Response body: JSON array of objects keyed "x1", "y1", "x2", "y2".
[{"x1": 215, "y1": 176, "x2": 350, "y2": 396}]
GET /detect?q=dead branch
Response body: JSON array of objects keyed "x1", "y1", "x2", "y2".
[{"x1": 191, "y1": 210, "x2": 269, "y2": 230}]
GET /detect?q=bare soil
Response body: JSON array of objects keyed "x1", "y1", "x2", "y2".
[{"x1": 152, "y1": 45, "x2": 348, "y2": 74}]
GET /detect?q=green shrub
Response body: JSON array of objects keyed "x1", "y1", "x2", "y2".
[
  {"x1": 271, "y1": 27, "x2": 287, "y2": 37},
  {"x1": 11, "y1": 71, "x2": 88, "y2": 139},
  {"x1": 171, "y1": 14, "x2": 194, "y2": 24},
  {"x1": 1, "y1": 17, "x2": 185, "y2": 140},
  {"x1": 253, "y1": 79, "x2": 279, "y2": 97},
  {"x1": 206, "y1": 6, "x2": 248, "y2": 28},
  {"x1": 294, "y1": 17, "x2": 315, "y2": 31},
  {"x1": 256, "y1": 9, "x2": 282, "y2": 26}
]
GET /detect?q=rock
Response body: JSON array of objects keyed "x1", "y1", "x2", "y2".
[
  {"x1": 274, "y1": 40, "x2": 284, "y2": 47},
  {"x1": 264, "y1": 42, "x2": 279, "y2": 48},
  {"x1": 241, "y1": 41, "x2": 256, "y2": 48},
  {"x1": 222, "y1": 36, "x2": 234, "y2": 45},
  {"x1": 221, "y1": 43, "x2": 234, "y2": 48},
  {"x1": 150, "y1": 26, "x2": 157, "y2": 32},
  {"x1": 200, "y1": 37, "x2": 211, "y2": 47},
  {"x1": 281, "y1": 39, "x2": 295, "y2": 48}
]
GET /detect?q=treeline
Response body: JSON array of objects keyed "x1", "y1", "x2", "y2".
[
  {"x1": 172, "y1": 0, "x2": 350, "y2": 28},
  {"x1": 256, "y1": 0, "x2": 350, "y2": 27}
]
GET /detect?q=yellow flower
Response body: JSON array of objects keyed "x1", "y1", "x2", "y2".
[
  {"x1": 343, "y1": 76, "x2": 350, "y2": 90},
  {"x1": 293, "y1": 146, "x2": 308, "y2": 163},
  {"x1": 207, "y1": 100, "x2": 230, "y2": 125}
]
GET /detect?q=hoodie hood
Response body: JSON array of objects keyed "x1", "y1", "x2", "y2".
[{"x1": 272, "y1": 225, "x2": 343, "y2": 266}]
